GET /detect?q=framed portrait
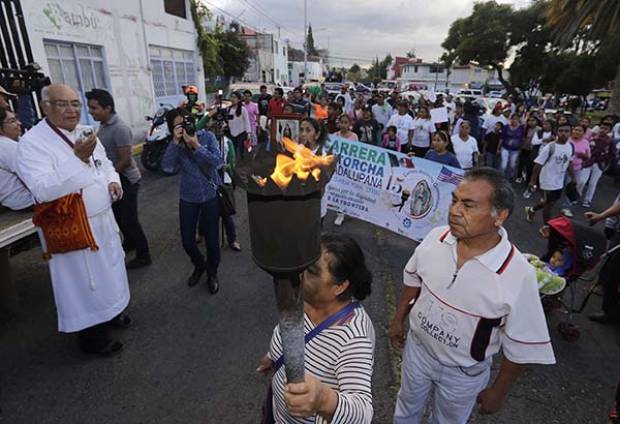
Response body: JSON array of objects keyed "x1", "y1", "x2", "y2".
[{"x1": 271, "y1": 113, "x2": 303, "y2": 146}]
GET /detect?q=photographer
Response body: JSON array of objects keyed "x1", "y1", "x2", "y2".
[{"x1": 161, "y1": 108, "x2": 224, "y2": 293}]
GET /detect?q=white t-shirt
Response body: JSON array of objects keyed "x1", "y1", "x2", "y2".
[
  {"x1": 534, "y1": 142, "x2": 574, "y2": 190},
  {"x1": 404, "y1": 226, "x2": 556, "y2": 368},
  {"x1": 371, "y1": 103, "x2": 393, "y2": 127},
  {"x1": 412, "y1": 118, "x2": 435, "y2": 148},
  {"x1": 386, "y1": 113, "x2": 414, "y2": 145},
  {"x1": 451, "y1": 135, "x2": 479, "y2": 169},
  {"x1": 531, "y1": 130, "x2": 554, "y2": 147},
  {"x1": 483, "y1": 114, "x2": 508, "y2": 133}
]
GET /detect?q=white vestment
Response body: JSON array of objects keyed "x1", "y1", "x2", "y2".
[{"x1": 16, "y1": 120, "x2": 130, "y2": 333}]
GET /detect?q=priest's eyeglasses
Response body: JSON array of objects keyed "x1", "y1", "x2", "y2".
[{"x1": 47, "y1": 100, "x2": 82, "y2": 110}]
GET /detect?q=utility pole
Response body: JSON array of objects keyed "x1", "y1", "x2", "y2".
[{"x1": 303, "y1": 0, "x2": 307, "y2": 84}]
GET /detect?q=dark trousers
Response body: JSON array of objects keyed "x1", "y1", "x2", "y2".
[
  {"x1": 600, "y1": 235, "x2": 620, "y2": 318},
  {"x1": 517, "y1": 148, "x2": 537, "y2": 182},
  {"x1": 180, "y1": 197, "x2": 220, "y2": 277},
  {"x1": 223, "y1": 215, "x2": 236, "y2": 244},
  {"x1": 411, "y1": 146, "x2": 430, "y2": 158},
  {"x1": 231, "y1": 132, "x2": 247, "y2": 159},
  {"x1": 112, "y1": 176, "x2": 150, "y2": 259}
]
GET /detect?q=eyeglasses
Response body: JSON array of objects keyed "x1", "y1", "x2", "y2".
[{"x1": 47, "y1": 100, "x2": 82, "y2": 110}]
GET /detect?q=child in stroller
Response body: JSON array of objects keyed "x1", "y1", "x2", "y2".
[
  {"x1": 528, "y1": 216, "x2": 607, "y2": 341},
  {"x1": 525, "y1": 248, "x2": 573, "y2": 295}
]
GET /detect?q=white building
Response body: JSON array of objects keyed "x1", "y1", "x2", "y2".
[
  {"x1": 288, "y1": 61, "x2": 324, "y2": 86},
  {"x1": 400, "y1": 60, "x2": 448, "y2": 90},
  {"x1": 449, "y1": 63, "x2": 496, "y2": 92},
  {"x1": 240, "y1": 29, "x2": 288, "y2": 85},
  {"x1": 19, "y1": 0, "x2": 205, "y2": 135}
]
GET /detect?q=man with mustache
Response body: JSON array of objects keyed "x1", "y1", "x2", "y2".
[{"x1": 390, "y1": 167, "x2": 555, "y2": 423}]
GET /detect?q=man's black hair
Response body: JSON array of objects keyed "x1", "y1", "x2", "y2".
[{"x1": 85, "y1": 89, "x2": 115, "y2": 113}]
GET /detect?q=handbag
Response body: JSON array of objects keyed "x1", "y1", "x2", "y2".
[
  {"x1": 261, "y1": 302, "x2": 360, "y2": 424},
  {"x1": 183, "y1": 144, "x2": 236, "y2": 217},
  {"x1": 216, "y1": 184, "x2": 236, "y2": 217},
  {"x1": 33, "y1": 191, "x2": 99, "y2": 260}
]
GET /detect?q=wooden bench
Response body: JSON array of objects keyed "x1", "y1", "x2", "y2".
[{"x1": 0, "y1": 210, "x2": 37, "y2": 317}]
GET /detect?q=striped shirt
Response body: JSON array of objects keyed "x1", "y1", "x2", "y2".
[{"x1": 268, "y1": 306, "x2": 375, "y2": 424}]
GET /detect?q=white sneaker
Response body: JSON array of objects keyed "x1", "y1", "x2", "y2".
[
  {"x1": 561, "y1": 208, "x2": 574, "y2": 217},
  {"x1": 334, "y1": 213, "x2": 345, "y2": 226}
]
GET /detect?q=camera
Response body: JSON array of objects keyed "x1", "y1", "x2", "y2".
[
  {"x1": 0, "y1": 63, "x2": 51, "y2": 94},
  {"x1": 182, "y1": 115, "x2": 196, "y2": 136}
]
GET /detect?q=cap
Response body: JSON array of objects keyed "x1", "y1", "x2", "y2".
[{"x1": 0, "y1": 85, "x2": 16, "y2": 98}]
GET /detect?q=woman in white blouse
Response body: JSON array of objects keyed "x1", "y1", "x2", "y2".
[{"x1": 451, "y1": 120, "x2": 480, "y2": 170}]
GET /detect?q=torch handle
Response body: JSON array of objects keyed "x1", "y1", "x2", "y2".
[{"x1": 274, "y1": 274, "x2": 305, "y2": 384}]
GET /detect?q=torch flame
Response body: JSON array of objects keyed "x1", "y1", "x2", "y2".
[{"x1": 262, "y1": 137, "x2": 334, "y2": 190}]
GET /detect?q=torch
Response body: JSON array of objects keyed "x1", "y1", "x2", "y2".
[{"x1": 234, "y1": 138, "x2": 336, "y2": 383}]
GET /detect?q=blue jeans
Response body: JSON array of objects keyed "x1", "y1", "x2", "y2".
[{"x1": 179, "y1": 197, "x2": 220, "y2": 277}]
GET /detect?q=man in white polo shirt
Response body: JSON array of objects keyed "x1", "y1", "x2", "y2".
[{"x1": 390, "y1": 167, "x2": 555, "y2": 423}]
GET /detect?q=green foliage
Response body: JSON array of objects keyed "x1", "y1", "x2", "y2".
[
  {"x1": 189, "y1": 0, "x2": 250, "y2": 80},
  {"x1": 190, "y1": 0, "x2": 221, "y2": 77},
  {"x1": 306, "y1": 25, "x2": 318, "y2": 57},
  {"x1": 441, "y1": 0, "x2": 515, "y2": 90},
  {"x1": 217, "y1": 31, "x2": 252, "y2": 79},
  {"x1": 367, "y1": 54, "x2": 393, "y2": 84}
]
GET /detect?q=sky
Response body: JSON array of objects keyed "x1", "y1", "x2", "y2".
[{"x1": 204, "y1": 0, "x2": 531, "y2": 67}]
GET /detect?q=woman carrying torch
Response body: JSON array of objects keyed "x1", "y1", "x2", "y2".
[{"x1": 257, "y1": 234, "x2": 375, "y2": 423}]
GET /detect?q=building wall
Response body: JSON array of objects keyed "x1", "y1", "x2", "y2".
[
  {"x1": 288, "y1": 61, "x2": 322, "y2": 86},
  {"x1": 22, "y1": 0, "x2": 204, "y2": 137}
]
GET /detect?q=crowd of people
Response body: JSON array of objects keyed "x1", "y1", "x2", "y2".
[{"x1": 2, "y1": 80, "x2": 620, "y2": 423}]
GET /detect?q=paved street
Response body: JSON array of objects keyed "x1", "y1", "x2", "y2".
[{"x1": 1, "y1": 165, "x2": 619, "y2": 424}]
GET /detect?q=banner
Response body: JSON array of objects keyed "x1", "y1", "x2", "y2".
[{"x1": 325, "y1": 135, "x2": 465, "y2": 242}]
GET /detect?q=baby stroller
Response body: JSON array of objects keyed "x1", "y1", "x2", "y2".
[{"x1": 540, "y1": 216, "x2": 609, "y2": 342}]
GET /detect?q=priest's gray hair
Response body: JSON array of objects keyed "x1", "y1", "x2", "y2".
[{"x1": 463, "y1": 167, "x2": 514, "y2": 218}]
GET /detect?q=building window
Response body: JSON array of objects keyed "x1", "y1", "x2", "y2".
[
  {"x1": 150, "y1": 46, "x2": 195, "y2": 101},
  {"x1": 414, "y1": 66, "x2": 418, "y2": 73},
  {"x1": 276, "y1": 69, "x2": 280, "y2": 80},
  {"x1": 164, "y1": 0, "x2": 187, "y2": 19},
  {"x1": 44, "y1": 40, "x2": 109, "y2": 124}
]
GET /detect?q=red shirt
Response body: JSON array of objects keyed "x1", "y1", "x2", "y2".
[{"x1": 268, "y1": 98, "x2": 287, "y2": 117}]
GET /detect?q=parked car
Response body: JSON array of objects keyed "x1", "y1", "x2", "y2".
[
  {"x1": 458, "y1": 89, "x2": 483, "y2": 97},
  {"x1": 355, "y1": 82, "x2": 372, "y2": 93}
]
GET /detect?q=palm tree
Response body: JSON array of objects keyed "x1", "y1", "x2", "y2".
[{"x1": 546, "y1": 0, "x2": 620, "y2": 114}]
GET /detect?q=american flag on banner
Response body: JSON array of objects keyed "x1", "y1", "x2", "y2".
[{"x1": 437, "y1": 166, "x2": 464, "y2": 185}]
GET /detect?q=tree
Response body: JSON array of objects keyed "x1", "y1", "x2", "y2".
[
  {"x1": 441, "y1": 1, "x2": 515, "y2": 93},
  {"x1": 306, "y1": 24, "x2": 318, "y2": 57},
  {"x1": 217, "y1": 30, "x2": 251, "y2": 79},
  {"x1": 368, "y1": 54, "x2": 393, "y2": 84},
  {"x1": 508, "y1": 0, "x2": 555, "y2": 99},
  {"x1": 190, "y1": 0, "x2": 222, "y2": 77},
  {"x1": 406, "y1": 50, "x2": 416, "y2": 58},
  {"x1": 546, "y1": 0, "x2": 620, "y2": 113},
  {"x1": 349, "y1": 64, "x2": 361, "y2": 74}
]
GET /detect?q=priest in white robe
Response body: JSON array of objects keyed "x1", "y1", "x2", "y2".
[{"x1": 16, "y1": 84, "x2": 130, "y2": 356}]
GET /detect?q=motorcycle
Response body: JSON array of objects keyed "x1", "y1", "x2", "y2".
[{"x1": 141, "y1": 103, "x2": 174, "y2": 173}]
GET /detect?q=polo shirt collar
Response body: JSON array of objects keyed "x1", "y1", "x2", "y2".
[
  {"x1": 103, "y1": 113, "x2": 118, "y2": 127},
  {"x1": 440, "y1": 227, "x2": 515, "y2": 274}
]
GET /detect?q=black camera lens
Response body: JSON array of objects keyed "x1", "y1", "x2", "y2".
[{"x1": 182, "y1": 115, "x2": 196, "y2": 136}]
